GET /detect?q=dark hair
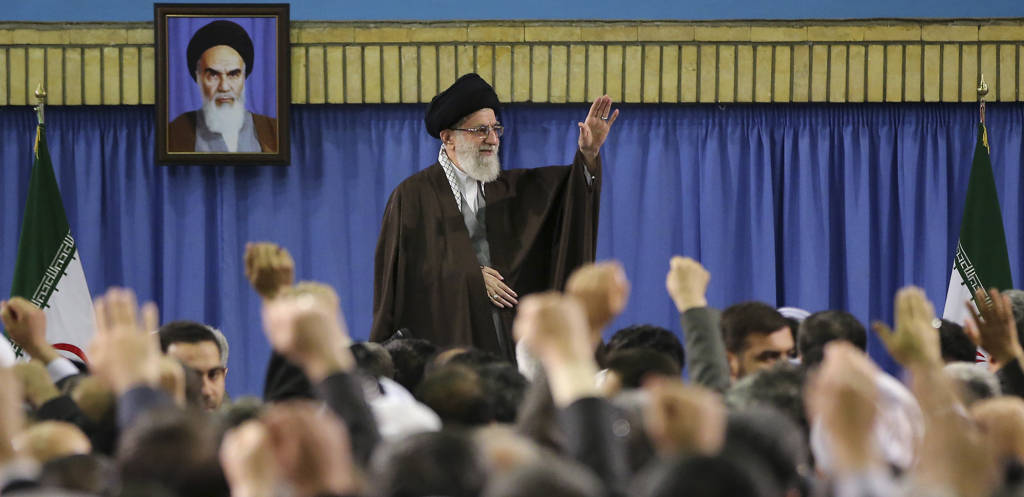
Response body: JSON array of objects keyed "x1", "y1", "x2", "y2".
[
  {"x1": 782, "y1": 317, "x2": 801, "y2": 357},
  {"x1": 117, "y1": 408, "x2": 229, "y2": 497},
  {"x1": 637, "y1": 455, "x2": 765, "y2": 497},
  {"x1": 372, "y1": 430, "x2": 486, "y2": 497},
  {"x1": 39, "y1": 453, "x2": 118, "y2": 496},
  {"x1": 606, "y1": 324, "x2": 685, "y2": 369},
  {"x1": 415, "y1": 364, "x2": 492, "y2": 426},
  {"x1": 721, "y1": 407, "x2": 808, "y2": 497},
  {"x1": 158, "y1": 320, "x2": 222, "y2": 358},
  {"x1": 477, "y1": 363, "x2": 529, "y2": 423},
  {"x1": 351, "y1": 342, "x2": 396, "y2": 379},
  {"x1": 797, "y1": 310, "x2": 867, "y2": 368},
  {"x1": 441, "y1": 347, "x2": 504, "y2": 370},
  {"x1": 721, "y1": 302, "x2": 790, "y2": 354},
  {"x1": 725, "y1": 362, "x2": 808, "y2": 436},
  {"x1": 382, "y1": 338, "x2": 439, "y2": 393},
  {"x1": 484, "y1": 457, "x2": 607, "y2": 497},
  {"x1": 605, "y1": 349, "x2": 681, "y2": 389},
  {"x1": 938, "y1": 319, "x2": 978, "y2": 363}
]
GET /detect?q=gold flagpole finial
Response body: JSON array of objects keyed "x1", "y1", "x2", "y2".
[
  {"x1": 977, "y1": 74, "x2": 988, "y2": 125},
  {"x1": 33, "y1": 83, "x2": 47, "y2": 125}
]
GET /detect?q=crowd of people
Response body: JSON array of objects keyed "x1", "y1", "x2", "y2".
[{"x1": 2, "y1": 242, "x2": 1024, "y2": 497}]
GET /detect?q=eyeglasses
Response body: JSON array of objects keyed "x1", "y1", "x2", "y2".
[{"x1": 451, "y1": 124, "x2": 504, "y2": 138}]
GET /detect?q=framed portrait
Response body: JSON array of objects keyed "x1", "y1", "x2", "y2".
[{"x1": 155, "y1": 3, "x2": 290, "y2": 165}]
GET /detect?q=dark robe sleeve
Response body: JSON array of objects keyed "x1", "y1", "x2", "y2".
[{"x1": 370, "y1": 189, "x2": 403, "y2": 342}]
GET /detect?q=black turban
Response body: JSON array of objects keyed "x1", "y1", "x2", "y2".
[
  {"x1": 424, "y1": 73, "x2": 501, "y2": 139},
  {"x1": 186, "y1": 20, "x2": 255, "y2": 81}
]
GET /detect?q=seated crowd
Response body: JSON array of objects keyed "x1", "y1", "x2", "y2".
[{"x1": 2, "y1": 243, "x2": 1024, "y2": 497}]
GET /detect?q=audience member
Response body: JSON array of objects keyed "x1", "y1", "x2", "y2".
[
  {"x1": 158, "y1": 320, "x2": 230, "y2": 410},
  {"x1": 721, "y1": 302, "x2": 794, "y2": 380}
]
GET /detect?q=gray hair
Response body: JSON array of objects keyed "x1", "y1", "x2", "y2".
[
  {"x1": 1003, "y1": 289, "x2": 1024, "y2": 345},
  {"x1": 208, "y1": 326, "x2": 229, "y2": 366},
  {"x1": 943, "y1": 361, "x2": 1000, "y2": 406}
]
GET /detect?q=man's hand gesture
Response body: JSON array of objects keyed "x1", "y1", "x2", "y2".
[
  {"x1": 0, "y1": 297, "x2": 57, "y2": 363},
  {"x1": 88, "y1": 288, "x2": 161, "y2": 394},
  {"x1": 665, "y1": 256, "x2": 710, "y2": 313},
  {"x1": 578, "y1": 95, "x2": 619, "y2": 165},
  {"x1": 871, "y1": 286, "x2": 942, "y2": 370},
  {"x1": 965, "y1": 287, "x2": 1024, "y2": 369},
  {"x1": 244, "y1": 242, "x2": 295, "y2": 300},
  {"x1": 566, "y1": 261, "x2": 629, "y2": 335},
  {"x1": 261, "y1": 291, "x2": 354, "y2": 382}
]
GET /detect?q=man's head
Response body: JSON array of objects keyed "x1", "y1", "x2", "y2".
[
  {"x1": 796, "y1": 310, "x2": 867, "y2": 369},
  {"x1": 938, "y1": 318, "x2": 978, "y2": 363},
  {"x1": 186, "y1": 20, "x2": 254, "y2": 136},
  {"x1": 720, "y1": 302, "x2": 794, "y2": 380},
  {"x1": 607, "y1": 324, "x2": 685, "y2": 371},
  {"x1": 426, "y1": 73, "x2": 503, "y2": 183},
  {"x1": 158, "y1": 320, "x2": 228, "y2": 410}
]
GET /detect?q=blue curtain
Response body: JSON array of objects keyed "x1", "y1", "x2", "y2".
[{"x1": 2, "y1": 103, "x2": 1023, "y2": 395}]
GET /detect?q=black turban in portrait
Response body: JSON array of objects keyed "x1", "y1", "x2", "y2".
[{"x1": 186, "y1": 20, "x2": 255, "y2": 81}]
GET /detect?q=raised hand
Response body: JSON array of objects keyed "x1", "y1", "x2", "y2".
[
  {"x1": 482, "y1": 266, "x2": 517, "y2": 308},
  {"x1": 871, "y1": 286, "x2": 941, "y2": 369},
  {"x1": 565, "y1": 261, "x2": 630, "y2": 335},
  {"x1": 261, "y1": 288, "x2": 354, "y2": 382},
  {"x1": 964, "y1": 288, "x2": 1024, "y2": 369},
  {"x1": 665, "y1": 256, "x2": 710, "y2": 313},
  {"x1": 244, "y1": 242, "x2": 296, "y2": 300},
  {"x1": 643, "y1": 378, "x2": 725, "y2": 456},
  {"x1": 0, "y1": 296, "x2": 57, "y2": 363},
  {"x1": 88, "y1": 288, "x2": 161, "y2": 394},
  {"x1": 577, "y1": 95, "x2": 619, "y2": 164}
]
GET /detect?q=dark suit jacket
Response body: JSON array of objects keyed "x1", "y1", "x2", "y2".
[{"x1": 167, "y1": 110, "x2": 278, "y2": 152}]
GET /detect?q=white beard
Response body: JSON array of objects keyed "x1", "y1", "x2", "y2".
[
  {"x1": 200, "y1": 89, "x2": 246, "y2": 152},
  {"x1": 453, "y1": 133, "x2": 500, "y2": 183}
]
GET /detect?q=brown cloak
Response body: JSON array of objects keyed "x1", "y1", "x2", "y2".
[{"x1": 370, "y1": 150, "x2": 601, "y2": 357}]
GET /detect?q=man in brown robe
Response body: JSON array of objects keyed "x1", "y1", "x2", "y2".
[{"x1": 371, "y1": 73, "x2": 619, "y2": 360}]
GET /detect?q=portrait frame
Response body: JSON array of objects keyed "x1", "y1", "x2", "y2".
[{"x1": 155, "y1": 3, "x2": 290, "y2": 165}]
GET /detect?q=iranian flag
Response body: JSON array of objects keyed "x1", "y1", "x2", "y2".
[
  {"x1": 6, "y1": 123, "x2": 95, "y2": 363},
  {"x1": 942, "y1": 122, "x2": 1014, "y2": 362}
]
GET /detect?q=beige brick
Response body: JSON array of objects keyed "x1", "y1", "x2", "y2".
[
  {"x1": 0, "y1": 30, "x2": 12, "y2": 44},
  {"x1": 27, "y1": 48, "x2": 45, "y2": 104},
  {"x1": 980, "y1": 25, "x2": 1024, "y2": 41},
  {"x1": 810, "y1": 45, "x2": 828, "y2": 102},
  {"x1": 290, "y1": 27, "x2": 299, "y2": 44},
  {"x1": 291, "y1": 47, "x2": 307, "y2": 104},
  {"x1": 531, "y1": 45, "x2": 550, "y2": 102},
  {"x1": 69, "y1": 28, "x2": 128, "y2": 45},
  {"x1": 751, "y1": 26, "x2": 806, "y2": 42},
  {"x1": 381, "y1": 46, "x2": 400, "y2": 103},
  {"x1": 848, "y1": 45, "x2": 865, "y2": 102},
  {"x1": 364, "y1": 46, "x2": 382, "y2": 103},
  {"x1": 944, "y1": 44, "x2": 963, "y2": 102},
  {"x1": 354, "y1": 27, "x2": 409, "y2": 43},
  {"x1": 493, "y1": 45, "x2": 512, "y2": 103},
  {"x1": 345, "y1": 46, "x2": 363, "y2": 103},
  {"x1": 299, "y1": 26, "x2": 355, "y2": 43},
  {"x1": 512, "y1": 45, "x2": 530, "y2": 102},
  {"x1": 699, "y1": 45, "x2": 717, "y2": 103},
  {"x1": 904, "y1": 45, "x2": 922, "y2": 101},
  {"x1": 0, "y1": 49, "x2": 6, "y2": 105},
  {"x1": 735, "y1": 45, "x2": 754, "y2": 103},
  {"x1": 642, "y1": 45, "x2": 661, "y2": 102},
  {"x1": 885, "y1": 45, "x2": 903, "y2": 102},
  {"x1": 14, "y1": 29, "x2": 62, "y2": 44},
  {"x1": 468, "y1": 26, "x2": 523, "y2": 42},
  {"x1": 525, "y1": 26, "x2": 581, "y2": 42},
  {"x1": 638, "y1": 25, "x2": 695, "y2": 42},
  {"x1": 999, "y1": 44, "x2": 1016, "y2": 101},
  {"x1": 63, "y1": 47, "x2": 82, "y2": 105},
  {"x1": 456, "y1": 44, "x2": 473, "y2": 78},
  {"x1": 961, "y1": 45, "x2": 978, "y2": 102},
  {"x1": 140, "y1": 46, "x2": 154, "y2": 105},
  {"x1": 580, "y1": 25, "x2": 637, "y2": 42},
  {"x1": 419, "y1": 46, "x2": 438, "y2": 102},
  {"x1": 808, "y1": 26, "x2": 864, "y2": 42},
  {"x1": 82, "y1": 48, "x2": 100, "y2": 105},
  {"x1": 791, "y1": 45, "x2": 810, "y2": 102},
  {"x1": 754, "y1": 45, "x2": 772, "y2": 102},
  {"x1": 923, "y1": 45, "x2": 940, "y2": 102},
  {"x1": 829, "y1": 45, "x2": 847, "y2": 102},
  {"x1": 325, "y1": 47, "x2": 344, "y2": 103},
  {"x1": 409, "y1": 27, "x2": 467, "y2": 43},
  {"x1": 438, "y1": 45, "x2": 457, "y2": 91},
  {"x1": 102, "y1": 47, "x2": 119, "y2": 104},
  {"x1": 120, "y1": 46, "x2": 139, "y2": 105},
  {"x1": 48, "y1": 47, "x2": 67, "y2": 104},
  {"x1": 568, "y1": 44, "x2": 586, "y2": 102},
  {"x1": 624, "y1": 45, "x2": 642, "y2": 102},
  {"x1": 127, "y1": 28, "x2": 153, "y2": 45},
  {"x1": 550, "y1": 45, "x2": 568, "y2": 103},
  {"x1": 586, "y1": 45, "x2": 606, "y2": 101},
  {"x1": 774, "y1": 45, "x2": 791, "y2": 102},
  {"x1": 681, "y1": 45, "x2": 698, "y2": 102},
  {"x1": 306, "y1": 46, "x2": 326, "y2": 104},
  {"x1": 694, "y1": 26, "x2": 749, "y2": 42},
  {"x1": 661, "y1": 45, "x2": 680, "y2": 102},
  {"x1": 862, "y1": 25, "x2": 920, "y2": 41},
  {"x1": 718, "y1": 45, "x2": 735, "y2": 102},
  {"x1": 606, "y1": 45, "x2": 624, "y2": 101},
  {"x1": 476, "y1": 45, "x2": 495, "y2": 91},
  {"x1": 1020, "y1": 48, "x2": 1024, "y2": 101},
  {"x1": 923, "y1": 25, "x2": 977, "y2": 42},
  {"x1": 981, "y1": 45, "x2": 998, "y2": 101},
  {"x1": 866, "y1": 45, "x2": 884, "y2": 102}
]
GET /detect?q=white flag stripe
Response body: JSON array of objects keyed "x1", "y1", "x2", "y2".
[{"x1": 41, "y1": 249, "x2": 96, "y2": 362}]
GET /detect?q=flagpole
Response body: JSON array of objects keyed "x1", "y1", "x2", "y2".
[
  {"x1": 33, "y1": 83, "x2": 46, "y2": 125},
  {"x1": 978, "y1": 74, "x2": 988, "y2": 125}
]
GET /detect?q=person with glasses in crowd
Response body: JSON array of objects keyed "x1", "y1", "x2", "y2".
[{"x1": 371, "y1": 73, "x2": 619, "y2": 362}]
